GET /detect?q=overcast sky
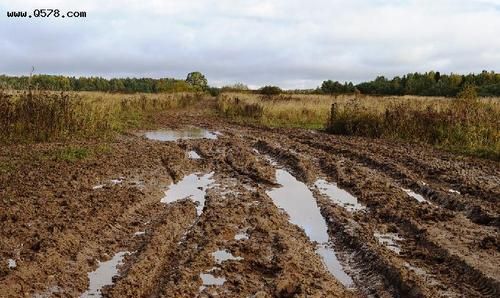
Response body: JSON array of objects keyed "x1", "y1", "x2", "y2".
[{"x1": 1, "y1": 0, "x2": 499, "y2": 88}]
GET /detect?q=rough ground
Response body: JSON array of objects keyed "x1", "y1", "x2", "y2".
[{"x1": 0, "y1": 106, "x2": 499, "y2": 298}]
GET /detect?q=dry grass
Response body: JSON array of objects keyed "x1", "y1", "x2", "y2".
[
  {"x1": 217, "y1": 92, "x2": 500, "y2": 160},
  {"x1": 216, "y1": 92, "x2": 470, "y2": 128},
  {"x1": 0, "y1": 90, "x2": 204, "y2": 143}
]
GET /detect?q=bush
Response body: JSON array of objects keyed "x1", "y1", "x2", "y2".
[
  {"x1": 259, "y1": 86, "x2": 282, "y2": 96},
  {"x1": 326, "y1": 99, "x2": 500, "y2": 160},
  {"x1": 207, "y1": 87, "x2": 221, "y2": 97}
]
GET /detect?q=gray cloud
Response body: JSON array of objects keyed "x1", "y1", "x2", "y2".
[{"x1": 1, "y1": 0, "x2": 499, "y2": 89}]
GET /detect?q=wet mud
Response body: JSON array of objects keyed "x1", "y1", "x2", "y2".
[{"x1": 0, "y1": 109, "x2": 498, "y2": 297}]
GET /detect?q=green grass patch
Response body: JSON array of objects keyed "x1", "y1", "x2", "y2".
[{"x1": 52, "y1": 147, "x2": 90, "y2": 162}]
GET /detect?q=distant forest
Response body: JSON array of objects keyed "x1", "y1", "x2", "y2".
[
  {"x1": 320, "y1": 71, "x2": 500, "y2": 97},
  {"x1": 1, "y1": 70, "x2": 499, "y2": 96}
]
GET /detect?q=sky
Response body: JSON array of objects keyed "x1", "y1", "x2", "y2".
[{"x1": 1, "y1": 0, "x2": 499, "y2": 89}]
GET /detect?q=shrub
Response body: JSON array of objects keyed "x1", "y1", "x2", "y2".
[{"x1": 259, "y1": 86, "x2": 282, "y2": 96}]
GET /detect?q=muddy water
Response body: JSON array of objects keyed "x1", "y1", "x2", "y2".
[
  {"x1": 81, "y1": 251, "x2": 128, "y2": 297},
  {"x1": 234, "y1": 231, "x2": 249, "y2": 240},
  {"x1": 315, "y1": 179, "x2": 366, "y2": 212},
  {"x1": 401, "y1": 188, "x2": 428, "y2": 203},
  {"x1": 161, "y1": 172, "x2": 215, "y2": 215},
  {"x1": 199, "y1": 272, "x2": 226, "y2": 292},
  {"x1": 7, "y1": 259, "x2": 16, "y2": 269},
  {"x1": 140, "y1": 128, "x2": 218, "y2": 142},
  {"x1": 212, "y1": 250, "x2": 243, "y2": 264},
  {"x1": 267, "y1": 169, "x2": 354, "y2": 287},
  {"x1": 188, "y1": 150, "x2": 201, "y2": 159}
]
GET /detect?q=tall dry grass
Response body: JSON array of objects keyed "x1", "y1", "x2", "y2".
[
  {"x1": 0, "y1": 89, "x2": 204, "y2": 143},
  {"x1": 216, "y1": 92, "x2": 500, "y2": 160}
]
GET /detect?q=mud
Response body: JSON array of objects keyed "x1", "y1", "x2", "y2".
[{"x1": 0, "y1": 106, "x2": 498, "y2": 297}]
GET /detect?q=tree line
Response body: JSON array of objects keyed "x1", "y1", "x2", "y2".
[
  {"x1": 1, "y1": 70, "x2": 499, "y2": 97},
  {"x1": 321, "y1": 71, "x2": 500, "y2": 97},
  {"x1": 0, "y1": 72, "x2": 208, "y2": 93}
]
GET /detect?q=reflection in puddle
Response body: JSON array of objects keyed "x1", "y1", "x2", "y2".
[
  {"x1": 315, "y1": 179, "x2": 365, "y2": 212},
  {"x1": 188, "y1": 151, "x2": 201, "y2": 159},
  {"x1": 161, "y1": 172, "x2": 215, "y2": 215},
  {"x1": 140, "y1": 128, "x2": 218, "y2": 142},
  {"x1": 7, "y1": 258, "x2": 16, "y2": 269},
  {"x1": 267, "y1": 169, "x2": 354, "y2": 287},
  {"x1": 401, "y1": 188, "x2": 428, "y2": 203},
  {"x1": 212, "y1": 250, "x2": 243, "y2": 264},
  {"x1": 81, "y1": 251, "x2": 128, "y2": 298},
  {"x1": 199, "y1": 272, "x2": 226, "y2": 292},
  {"x1": 374, "y1": 232, "x2": 403, "y2": 254}
]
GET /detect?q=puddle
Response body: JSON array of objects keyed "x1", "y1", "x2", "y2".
[
  {"x1": 110, "y1": 178, "x2": 124, "y2": 185},
  {"x1": 448, "y1": 189, "x2": 461, "y2": 195},
  {"x1": 401, "y1": 188, "x2": 428, "y2": 203},
  {"x1": 81, "y1": 251, "x2": 128, "y2": 298},
  {"x1": 188, "y1": 151, "x2": 202, "y2": 159},
  {"x1": 33, "y1": 286, "x2": 62, "y2": 298},
  {"x1": 374, "y1": 232, "x2": 403, "y2": 254},
  {"x1": 199, "y1": 272, "x2": 226, "y2": 292},
  {"x1": 140, "y1": 128, "x2": 217, "y2": 142},
  {"x1": 316, "y1": 244, "x2": 354, "y2": 287},
  {"x1": 234, "y1": 232, "x2": 249, "y2": 241},
  {"x1": 7, "y1": 258, "x2": 16, "y2": 269},
  {"x1": 161, "y1": 172, "x2": 215, "y2": 216},
  {"x1": 212, "y1": 250, "x2": 243, "y2": 264},
  {"x1": 315, "y1": 179, "x2": 365, "y2": 212},
  {"x1": 267, "y1": 169, "x2": 354, "y2": 287}
]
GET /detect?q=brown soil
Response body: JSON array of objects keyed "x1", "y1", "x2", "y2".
[{"x1": 1, "y1": 106, "x2": 498, "y2": 297}]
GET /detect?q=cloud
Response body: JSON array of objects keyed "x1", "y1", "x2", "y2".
[{"x1": 0, "y1": 0, "x2": 499, "y2": 88}]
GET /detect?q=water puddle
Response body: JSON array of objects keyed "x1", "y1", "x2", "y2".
[
  {"x1": 212, "y1": 250, "x2": 243, "y2": 264},
  {"x1": 110, "y1": 177, "x2": 124, "y2": 185},
  {"x1": 234, "y1": 232, "x2": 249, "y2": 241},
  {"x1": 401, "y1": 188, "x2": 428, "y2": 203},
  {"x1": 188, "y1": 151, "x2": 201, "y2": 159},
  {"x1": 140, "y1": 128, "x2": 218, "y2": 142},
  {"x1": 315, "y1": 179, "x2": 365, "y2": 212},
  {"x1": 199, "y1": 272, "x2": 226, "y2": 292},
  {"x1": 267, "y1": 169, "x2": 354, "y2": 287},
  {"x1": 7, "y1": 258, "x2": 16, "y2": 269},
  {"x1": 374, "y1": 232, "x2": 403, "y2": 254},
  {"x1": 81, "y1": 251, "x2": 128, "y2": 297},
  {"x1": 161, "y1": 172, "x2": 215, "y2": 215}
]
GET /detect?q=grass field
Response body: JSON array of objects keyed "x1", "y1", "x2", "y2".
[
  {"x1": 216, "y1": 92, "x2": 500, "y2": 160},
  {"x1": 1, "y1": 89, "x2": 498, "y2": 160}
]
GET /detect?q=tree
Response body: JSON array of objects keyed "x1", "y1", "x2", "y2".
[
  {"x1": 186, "y1": 72, "x2": 208, "y2": 90},
  {"x1": 259, "y1": 86, "x2": 282, "y2": 96}
]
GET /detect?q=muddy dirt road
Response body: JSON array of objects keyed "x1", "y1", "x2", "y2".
[{"x1": 1, "y1": 110, "x2": 499, "y2": 297}]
